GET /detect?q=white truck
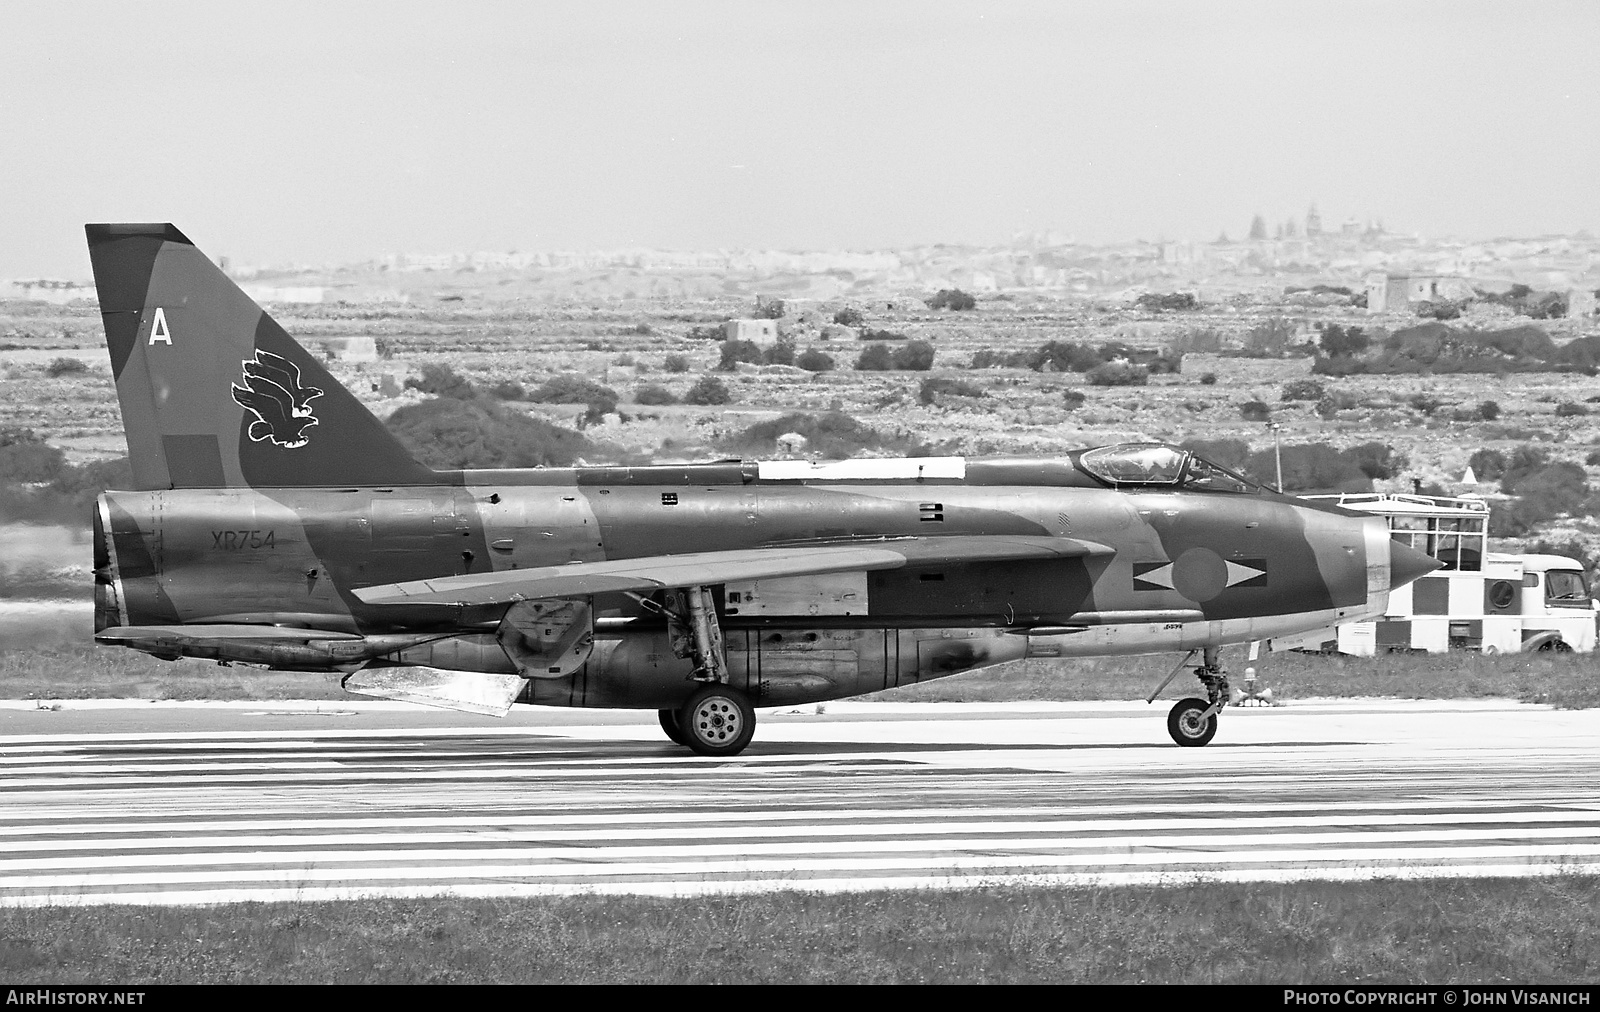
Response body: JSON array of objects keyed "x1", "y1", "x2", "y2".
[{"x1": 1272, "y1": 492, "x2": 1597, "y2": 655}]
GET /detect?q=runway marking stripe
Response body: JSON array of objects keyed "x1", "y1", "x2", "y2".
[
  {"x1": 0, "y1": 826, "x2": 1597, "y2": 872},
  {"x1": 0, "y1": 812, "x2": 1597, "y2": 852},
  {"x1": 0, "y1": 796, "x2": 1588, "y2": 828}
]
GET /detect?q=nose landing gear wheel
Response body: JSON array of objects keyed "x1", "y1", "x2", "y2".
[
  {"x1": 1167, "y1": 697, "x2": 1218, "y2": 747},
  {"x1": 678, "y1": 685, "x2": 757, "y2": 757},
  {"x1": 657, "y1": 708, "x2": 689, "y2": 747}
]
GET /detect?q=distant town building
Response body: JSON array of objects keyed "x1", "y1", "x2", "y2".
[
  {"x1": 722, "y1": 318, "x2": 779, "y2": 344},
  {"x1": 3, "y1": 279, "x2": 95, "y2": 305},
  {"x1": 1305, "y1": 203, "x2": 1322, "y2": 236},
  {"x1": 240, "y1": 284, "x2": 326, "y2": 304},
  {"x1": 1364, "y1": 272, "x2": 1476, "y2": 313}
]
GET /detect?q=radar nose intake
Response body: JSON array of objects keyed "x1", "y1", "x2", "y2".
[{"x1": 1390, "y1": 541, "x2": 1443, "y2": 590}]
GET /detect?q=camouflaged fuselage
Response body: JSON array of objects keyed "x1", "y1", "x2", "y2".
[{"x1": 95, "y1": 462, "x2": 1392, "y2": 707}]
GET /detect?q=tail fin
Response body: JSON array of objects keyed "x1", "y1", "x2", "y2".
[{"x1": 86, "y1": 223, "x2": 439, "y2": 489}]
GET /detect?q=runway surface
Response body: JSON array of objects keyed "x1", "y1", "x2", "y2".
[{"x1": 0, "y1": 697, "x2": 1595, "y2": 905}]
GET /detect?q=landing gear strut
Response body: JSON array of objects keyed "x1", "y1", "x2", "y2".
[
  {"x1": 1148, "y1": 647, "x2": 1230, "y2": 748},
  {"x1": 637, "y1": 585, "x2": 757, "y2": 756}
]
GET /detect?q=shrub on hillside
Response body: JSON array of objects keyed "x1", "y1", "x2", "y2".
[
  {"x1": 633, "y1": 384, "x2": 678, "y2": 405},
  {"x1": 385, "y1": 397, "x2": 591, "y2": 469},
  {"x1": 0, "y1": 427, "x2": 67, "y2": 485},
  {"x1": 1029, "y1": 340, "x2": 1104, "y2": 373},
  {"x1": 45, "y1": 357, "x2": 88, "y2": 378},
  {"x1": 1345, "y1": 442, "x2": 1408, "y2": 480},
  {"x1": 1478, "y1": 400, "x2": 1501, "y2": 421},
  {"x1": 918, "y1": 377, "x2": 985, "y2": 405},
  {"x1": 925, "y1": 288, "x2": 977, "y2": 311},
  {"x1": 796, "y1": 348, "x2": 835, "y2": 372},
  {"x1": 1240, "y1": 400, "x2": 1272, "y2": 422},
  {"x1": 1242, "y1": 317, "x2": 1299, "y2": 357},
  {"x1": 970, "y1": 348, "x2": 1032, "y2": 369},
  {"x1": 891, "y1": 339, "x2": 936, "y2": 371},
  {"x1": 832, "y1": 306, "x2": 865, "y2": 327},
  {"x1": 1199, "y1": 372, "x2": 1218, "y2": 385},
  {"x1": 1409, "y1": 394, "x2": 1443, "y2": 417},
  {"x1": 1415, "y1": 300, "x2": 1463, "y2": 320},
  {"x1": 662, "y1": 353, "x2": 691, "y2": 373},
  {"x1": 1556, "y1": 402, "x2": 1590, "y2": 417},
  {"x1": 1134, "y1": 292, "x2": 1198, "y2": 312},
  {"x1": 404, "y1": 362, "x2": 477, "y2": 399},
  {"x1": 488, "y1": 380, "x2": 525, "y2": 400},
  {"x1": 1062, "y1": 390, "x2": 1087, "y2": 410},
  {"x1": 1086, "y1": 360, "x2": 1148, "y2": 386},
  {"x1": 684, "y1": 376, "x2": 731, "y2": 405},
  {"x1": 753, "y1": 299, "x2": 785, "y2": 320},
  {"x1": 528, "y1": 375, "x2": 618, "y2": 404},
  {"x1": 763, "y1": 338, "x2": 797, "y2": 367},
  {"x1": 1281, "y1": 379, "x2": 1326, "y2": 401},
  {"x1": 718, "y1": 339, "x2": 764, "y2": 371},
  {"x1": 856, "y1": 344, "x2": 894, "y2": 371},
  {"x1": 1469, "y1": 448, "x2": 1507, "y2": 481},
  {"x1": 1488, "y1": 447, "x2": 1591, "y2": 535},
  {"x1": 1318, "y1": 324, "x2": 1370, "y2": 359}
]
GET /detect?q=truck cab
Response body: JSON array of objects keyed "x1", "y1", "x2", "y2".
[{"x1": 1514, "y1": 554, "x2": 1598, "y2": 652}]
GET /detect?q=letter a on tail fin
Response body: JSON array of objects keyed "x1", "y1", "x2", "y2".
[{"x1": 85, "y1": 223, "x2": 440, "y2": 490}]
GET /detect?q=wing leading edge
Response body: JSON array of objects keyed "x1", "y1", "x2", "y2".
[{"x1": 352, "y1": 535, "x2": 1113, "y2": 607}]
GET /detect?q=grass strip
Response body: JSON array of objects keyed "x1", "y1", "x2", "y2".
[
  {"x1": 0, "y1": 876, "x2": 1595, "y2": 983},
  {"x1": 1, "y1": 645, "x2": 1597, "y2": 708}
]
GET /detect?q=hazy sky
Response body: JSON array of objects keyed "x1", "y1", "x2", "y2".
[{"x1": 4, "y1": 1, "x2": 1597, "y2": 277}]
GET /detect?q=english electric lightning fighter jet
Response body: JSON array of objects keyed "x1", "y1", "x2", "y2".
[{"x1": 85, "y1": 223, "x2": 1441, "y2": 755}]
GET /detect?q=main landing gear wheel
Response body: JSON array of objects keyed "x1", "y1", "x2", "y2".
[
  {"x1": 657, "y1": 708, "x2": 689, "y2": 746},
  {"x1": 1167, "y1": 697, "x2": 1218, "y2": 747},
  {"x1": 678, "y1": 685, "x2": 756, "y2": 757}
]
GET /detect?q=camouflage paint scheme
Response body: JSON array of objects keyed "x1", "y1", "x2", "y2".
[{"x1": 85, "y1": 224, "x2": 1440, "y2": 748}]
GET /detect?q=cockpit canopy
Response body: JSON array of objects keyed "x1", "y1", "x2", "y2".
[{"x1": 1077, "y1": 443, "x2": 1260, "y2": 493}]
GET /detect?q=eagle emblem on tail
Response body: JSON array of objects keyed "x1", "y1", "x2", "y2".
[{"x1": 231, "y1": 350, "x2": 324, "y2": 448}]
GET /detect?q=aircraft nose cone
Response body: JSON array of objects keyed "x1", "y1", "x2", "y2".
[{"x1": 1391, "y1": 541, "x2": 1443, "y2": 589}]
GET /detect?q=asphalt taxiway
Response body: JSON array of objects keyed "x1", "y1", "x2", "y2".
[{"x1": 0, "y1": 697, "x2": 1594, "y2": 905}]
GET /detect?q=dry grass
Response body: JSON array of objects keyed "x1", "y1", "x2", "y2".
[
  {"x1": 0, "y1": 876, "x2": 1595, "y2": 983},
  {"x1": 1, "y1": 642, "x2": 1596, "y2": 708},
  {"x1": 0, "y1": 645, "x2": 348, "y2": 702},
  {"x1": 871, "y1": 650, "x2": 1600, "y2": 709}
]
